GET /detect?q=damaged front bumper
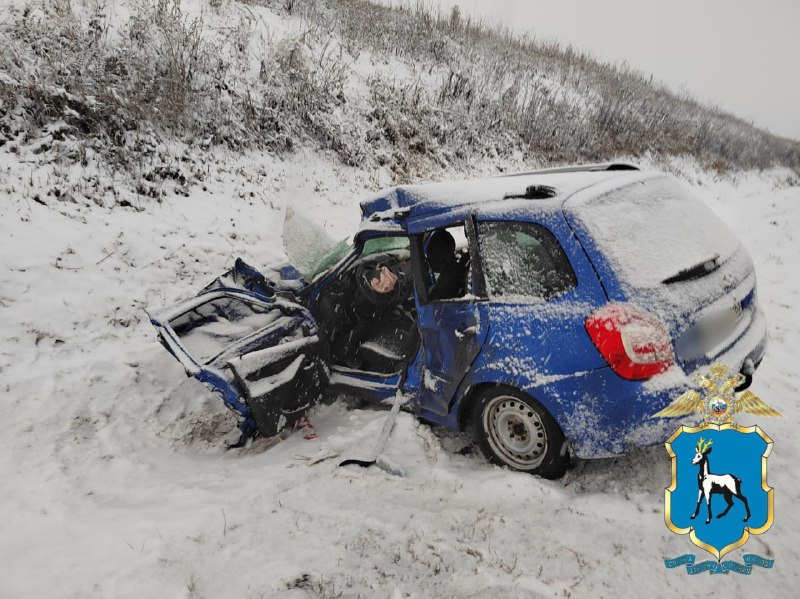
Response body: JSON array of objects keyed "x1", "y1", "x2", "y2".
[{"x1": 149, "y1": 259, "x2": 326, "y2": 443}]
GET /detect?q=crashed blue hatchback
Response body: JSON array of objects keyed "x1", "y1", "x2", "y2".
[{"x1": 150, "y1": 163, "x2": 767, "y2": 478}]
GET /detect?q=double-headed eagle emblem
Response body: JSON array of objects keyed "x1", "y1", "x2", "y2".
[{"x1": 653, "y1": 362, "x2": 781, "y2": 425}]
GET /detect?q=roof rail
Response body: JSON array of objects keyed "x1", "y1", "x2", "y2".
[{"x1": 502, "y1": 162, "x2": 639, "y2": 177}]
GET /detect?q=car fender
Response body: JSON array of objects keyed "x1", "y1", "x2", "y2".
[{"x1": 454, "y1": 357, "x2": 708, "y2": 458}]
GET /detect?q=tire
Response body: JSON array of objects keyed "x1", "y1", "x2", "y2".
[{"x1": 470, "y1": 387, "x2": 569, "y2": 479}]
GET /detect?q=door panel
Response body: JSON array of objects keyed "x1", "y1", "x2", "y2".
[
  {"x1": 409, "y1": 220, "x2": 489, "y2": 416},
  {"x1": 227, "y1": 336, "x2": 326, "y2": 437},
  {"x1": 415, "y1": 301, "x2": 489, "y2": 415}
]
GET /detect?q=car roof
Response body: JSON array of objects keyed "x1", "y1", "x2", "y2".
[{"x1": 359, "y1": 163, "x2": 647, "y2": 227}]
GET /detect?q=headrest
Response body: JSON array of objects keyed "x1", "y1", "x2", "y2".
[{"x1": 426, "y1": 230, "x2": 456, "y2": 272}]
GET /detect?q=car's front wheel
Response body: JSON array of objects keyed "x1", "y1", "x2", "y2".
[{"x1": 470, "y1": 387, "x2": 569, "y2": 479}]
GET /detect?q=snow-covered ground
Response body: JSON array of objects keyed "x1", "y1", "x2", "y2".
[{"x1": 1, "y1": 142, "x2": 799, "y2": 597}]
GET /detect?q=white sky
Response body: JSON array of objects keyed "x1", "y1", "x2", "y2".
[{"x1": 378, "y1": 0, "x2": 800, "y2": 141}]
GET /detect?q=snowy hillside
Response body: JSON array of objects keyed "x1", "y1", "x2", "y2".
[
  {"x1": 3, "y1": 0, "x2": 800, "y2": 597},
  {"x1": 1, "y1": 0, "x2": 797, "y2": 204},
  {"x1": 3, "y1": 140, "x2": 800, "y2": 596}
]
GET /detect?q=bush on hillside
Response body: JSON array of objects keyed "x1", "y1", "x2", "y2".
[{"x1": 1, "y1": 0, "x2": 797, "y2": 196}]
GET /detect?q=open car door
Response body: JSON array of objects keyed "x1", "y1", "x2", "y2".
[{"x1": 148, "y1": 259, "x2": 326, "y2": 442}]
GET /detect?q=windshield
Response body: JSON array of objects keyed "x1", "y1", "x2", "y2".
[
  {"x1": 308, "y1": 236, "x2": 353, "y2": 279},
  {"x1": 572, "y1": 176, "x2": 740, "y2": 289},
  {"x1": 362, "y1": 236, "x2": 410, "y2": 256},
  {"x1": 308, "y1": 235, "x2": 411, "y2": 280}
]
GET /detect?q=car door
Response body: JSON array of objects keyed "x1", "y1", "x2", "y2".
[
  {"x1": 409, "y1": 218, "x2": 490, "y2": 417},
  {"x1": 470, "y1": 214, "x2": 610, "y2": 388},
  {"x1": 149, "y1": 258, "x2": 326, "y2": 439}
]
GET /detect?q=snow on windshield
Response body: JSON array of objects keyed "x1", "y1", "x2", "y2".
[{"x1": 573, "y1": 176, "x2": 740, "y2": 289}]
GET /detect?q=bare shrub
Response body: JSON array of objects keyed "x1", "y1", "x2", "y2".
[{"x1": 298, "y1": 0, "x2": 799, "y2": 172}]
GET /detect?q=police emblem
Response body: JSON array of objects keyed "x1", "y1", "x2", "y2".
[{"x1": 653, "y1": 363, "x2": 781, "y2": 574}]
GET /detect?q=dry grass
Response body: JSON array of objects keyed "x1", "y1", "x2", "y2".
[{"x1": 301, "y1": 0, "x2": 798, "y2": 173}]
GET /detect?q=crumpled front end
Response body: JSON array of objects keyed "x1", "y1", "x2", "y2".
[{"x1": 149, "y1": 259, "x2": 325, "y2": 443}]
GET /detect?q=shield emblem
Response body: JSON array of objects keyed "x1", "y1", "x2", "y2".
[{"x1": 665, "y1": 424, "x2": 774, "y2": 560}]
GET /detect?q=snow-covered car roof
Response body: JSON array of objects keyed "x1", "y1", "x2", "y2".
[{"x1": 359, "y1": 163, "x2": 644, "y2": 225}]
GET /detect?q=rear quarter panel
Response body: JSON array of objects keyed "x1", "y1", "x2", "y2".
[{"x1": 451, "y1": 211, "x2": 628, "y2": 454}]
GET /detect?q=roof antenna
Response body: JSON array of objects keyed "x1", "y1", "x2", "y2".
[{"x1": 504, "y1": 184, "x2": 557, "y2": 200}]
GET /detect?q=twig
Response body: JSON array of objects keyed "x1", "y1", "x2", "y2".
[{"x1": 96, "y1": 251, "x2": 115, "y2": 265}]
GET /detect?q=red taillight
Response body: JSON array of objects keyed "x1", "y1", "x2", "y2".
[{"x1": 585, "y1": 304, "x2": 674, "y2": 380}]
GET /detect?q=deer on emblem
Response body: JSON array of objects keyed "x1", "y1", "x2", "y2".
[{"x1": 690, "y1": 437, "x2": 751, "y2": 524}]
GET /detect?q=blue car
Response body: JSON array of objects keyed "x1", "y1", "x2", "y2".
[{"x1": 150, "y1": 163, "x2": 767, "y2": 478}]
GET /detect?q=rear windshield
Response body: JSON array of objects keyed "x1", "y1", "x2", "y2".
[{"x1": 572, "y1": 176, "x2": 740, "y2": 289}]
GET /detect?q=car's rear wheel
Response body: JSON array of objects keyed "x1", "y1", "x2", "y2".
[{"x1": 470, "y1": 387, "x2": 569, "y2": 479}]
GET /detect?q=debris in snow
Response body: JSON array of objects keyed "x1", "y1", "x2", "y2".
[
  {"x1": 292, "y1": 448, "x2": 341, "y2": 466},
  {"x1": 375, "y1": 455, "x2": 406, "y2": 477}
]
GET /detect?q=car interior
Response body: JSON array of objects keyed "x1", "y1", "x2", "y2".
[
  {"x1": 314, "y1": 236, "x2": 418, "y2": 374},
  {"x1": 314, "y1": 226, "x2": 472, "y2": 375}
]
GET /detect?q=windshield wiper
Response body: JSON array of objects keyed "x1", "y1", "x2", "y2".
[{"x1": 661, "y1": 254, "x2": 721, "y2": 285}]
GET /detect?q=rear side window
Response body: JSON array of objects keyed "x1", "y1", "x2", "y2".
[{"x1": 477, "y1": 221, "x2": 577, "y2": 301}]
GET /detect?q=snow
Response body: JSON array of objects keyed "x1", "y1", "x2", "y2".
[
  {"x1": 359, "y1": 341, "x2": 403, "y2": 360},
  {"x1": 243, "y1": 353, "x2": 305, "y2": 399},
  {"x1": 3, "y1": 144, "x2": 800, "y2": 596},
  {"x1": 1, "y1": 1, "x2": 800, "y2": 594}
]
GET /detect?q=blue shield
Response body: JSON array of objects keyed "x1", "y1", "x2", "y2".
[{"x1": 665, "y1": 424, "x2": 773, "y2": 560}]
